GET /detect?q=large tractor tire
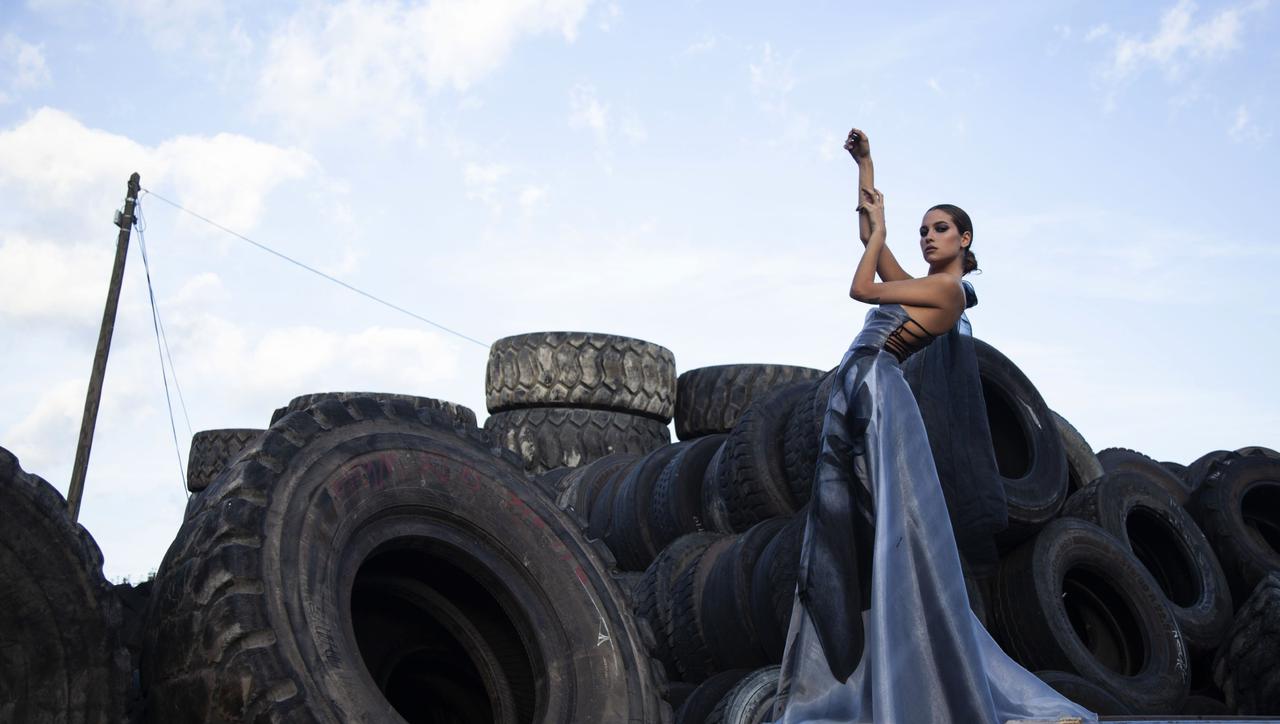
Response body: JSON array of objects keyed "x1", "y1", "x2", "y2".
[
  {"x1": 141, "y1": 398, "x2": 667, "y2": 724},
  {"x1": 186, "y1": 428, "x2": 264, "y2": 493},
  {"x1": 675, "y1": 364, "x2": 825, "y2": 441},
  {"x1": 0, "y1": 446, "x2": 128, "y2": 724}
]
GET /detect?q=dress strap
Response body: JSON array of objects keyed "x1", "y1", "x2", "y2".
[{"x1": 883, "y1": 316, "x2": 937, "y2": 363}]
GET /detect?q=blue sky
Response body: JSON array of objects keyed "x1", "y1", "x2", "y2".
[{"x1": 1, "y1": 0, "x2": 1276, "y2": 581}]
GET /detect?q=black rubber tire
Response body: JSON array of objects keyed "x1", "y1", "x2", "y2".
[
  {"x1": 1061, "y1": 472, "x2": 1234, "y2": 654},
  {"x1": 749, "y1": 513, "x2": 806, "y2": 663},
  {"x1": 781, "y1": 379, "x2": 823, "y2": 504},
  {"x1": 1096, "y1": 446, "x2": 1193, "y2": 505},
  {"x1": 607, "y1": 443, "x2": 689, "y2": 571},
  {"x1": 270, "y1": 391, "x2": 476, "y2": 428},
  {"x1": 484, "y1": 406, "x2": 671, "y2": 474},
  {"x1": 809, "y1": 369, "x2": 836, "y2": 438},
  {"x1": 700, "y1": 519, "x2": 788, "y2": 672},
  {"x1": 700, "y1": 442, "x2": 736, "y2": 534},
  {"x1": 555, "y1": 452, "x2": 639, "y2": 527},
  {"x1": 1161, "y1": 460, "x2": 1188, "y2": 480},
  {"x1": 715, "y1": 384, "x2": 807, "y2": 532},
  {"x1": 1238, "y1": 446, "x2": 1280, "y2": 460},
  {"x1": 649, "y1": 435, "x2": 727, "y2": 551},
  {"x1": 669, "y1": 536, "x2": 737, "y2": 684},
  {"x1": 635, "y1": 533, "x2": 724, "y2": 682},
  {"x1": 1049, "y1": 410, "x2": 1103, "y2": 497},
  {"x1": 989, "y1": 517, "x2": 1189, "y2": 714},
  {"x1": 114, "y1": 578, "x2": 153, "y2": 721},
  {"x1": 1180, "y1": 693, "x2": 1233, "y2": 715},
  {"x1": 185, "y1": 428, "x2": 263, "y2": 493},
  {"x1": 1213, "y1": 573, "x2": 1280, "y2": 715},
  {"x1": 675, "y1": 364, "x2": 825, "y2": 440},
  {"x1": 0, "y1": 446, "x2": 129, "y2": 724},
  {"x1": 141, "y1": 398, "x2": 667, "y2": 724},
  {"x1": 705, "y1": 665, "x2": 781, "y2": 724},
  {"x1": 674, "y1": 669, "x2": 750, "y2": 724},
  {"x1": 485, "y1": 331, "x2": 677, "y2": 421},
  {"x1": 1183, "y1": 449, "x2": 1238, "y2": 495},
  {"x1": 1186, "y1": 454, "x2": 1280, "y2": 605},
  {"x1": 1033, "y1": 670, "x2": 1133, "y2": 716},
  {"x1": 973, "y1": 339, "x2": 1068, "y2": 546}
]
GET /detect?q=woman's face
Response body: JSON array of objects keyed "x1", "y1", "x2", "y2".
[{"x1": 920, "y1": 209, "x2": 969, "y2": 266}]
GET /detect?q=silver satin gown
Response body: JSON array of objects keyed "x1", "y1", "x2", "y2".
[{"x1": 774, "y1": 303, "x2": 1098, "y2": 723}]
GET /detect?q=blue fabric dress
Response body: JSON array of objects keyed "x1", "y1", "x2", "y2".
[{"x1": 774, "y1": 301, "x2": 1098, "y2": 723}]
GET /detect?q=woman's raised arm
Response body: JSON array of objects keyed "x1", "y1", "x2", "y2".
[
  {"x1": 845, "y1": 128, "x2": 913, "y2": 283},
  {"x1": 849, "y1": 188, "x2": 963, "y2": 310}
]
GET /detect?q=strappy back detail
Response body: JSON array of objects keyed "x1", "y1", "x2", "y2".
[{"x1": 883, "y1": 315, "x2": 938, "y2": 363}]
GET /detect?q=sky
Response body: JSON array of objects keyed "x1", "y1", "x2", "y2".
[{"x1": 1, "y1": 0, "x2": 1277, "y2": 582}]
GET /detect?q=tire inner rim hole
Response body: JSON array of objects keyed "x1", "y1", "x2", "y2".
[
  {"x1": 1062, "y1": 567, "x2": 1145, "y2": 676},
  {"x1": 1125, "y1": 507, "x2": 1201, "y2": 608},
  {"x1": 1242, "y1": 482, "x2": 1280, "y2": 555},
  {"x1": 981, "y1": 379, "x2": 1032, "y2": 480},
  {"x1": 350, "y1": 546, "x2": 537, "y2": 724}
]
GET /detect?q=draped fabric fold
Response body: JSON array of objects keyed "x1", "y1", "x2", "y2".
[{"x1": 775, "y1": 292, "x2": 1096, "y2": 723}]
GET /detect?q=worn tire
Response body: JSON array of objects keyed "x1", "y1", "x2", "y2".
[
  {"x1": 705, "y1": 665, "x2": 781, "y2": 724},
  {"x1": 141, "y1": 398, "x2": 667, "y2": 723},
  {"x1": 486, "y1": 332, "x2": 676, "y2": 421},
  {"x1": 1034, "y1": 670, "x2": 1132, "y2": 716},
  {"x1": 555, "y1": 452, "x2": 640, "y2": 527},
  {"x1": 1049, "y1": 410, "x2": 1103, "y2": 497},
  {"x1": 607, "y1": 443, "x2": 688, "y2": 571},
  {"x1": 781, "y1": 379, "x2": 823, "y2": 504},
  {"x1": 1061, "y1": 472, "x2": 1234, "y2": 654},
  {"x1": 1214, "y1": 573, "x2": 1280, "y2": 715},
  {"x1": 700, "y1": 443, "x2": 736, "y2": 535},
  {"x1": 1096, "y1": 446, "x2": 1193, "y2": 505},
  {"x1": 674, "y1": 669, "x2": 749, "y2": 724},
  {"x1": 675, "y1": 365, "x2": 825, "y2": 440},
  {"x1": 990, "y1": 517, "x2": 1189, "y2": 714},
  {"x1": 186, "y1": 428, "x2": 263, "y2": 493},
  {"x1": 700, "y1": 519, "x2": 788, "y2": 672},
  {"x1": 485, "y1": 407, "x2": 670, "y2": 474},
  {"x1": 635, "y1": 533, "x2": 724, "y2": 682},
  {"x1": 649, "y1": 435, "x2": 727, "y2": 551},
  {"x1": 669, "y1": 537, "x2": 737, "y2": 684},
  {"x1": 715, "y1": 384, "x2": 807, "y2": 532},
  {"x1": 1183, "y1": 450, "x2": 1238, "y2": 495},
  {"x1": 1187, "y1": 454, "x2": 1280, "y2": 605},
  {"x1": 270, "y1": 391, "x2": 476, "y2": 428},
  {"x1": 973, "y1": 339, "x2": 1068, "y2": 545},
  {"x1": 750, "y1": 513, "x2": 806, "y2": 662},
  {"x1": 0, "y1": 446, "x2": 128, "y2": 724}
]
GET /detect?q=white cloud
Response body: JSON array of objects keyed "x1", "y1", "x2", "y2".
[
  {"x1": 256, "y1": 0, "x2": 594, "y2": 138},
  {"x1": 518, "y1": 184, "x2": 548, "y2": 212},
  {"x1": 1085, "y1": 23, "x2": 1111, "y2": 42},
  {"x1": 569, "y1": 83, "x2": 610, "y2": 141},
  {"x1": 0, "y1": 108, "x2": 316, "y2": 321},
  {"x1": 1228, "y1": 104, "x2": 1267, "y2": 142},
  {"x1": 683, "y1": 34, "x2": 718, "y2": 56},
  {"x1": 0, "y1": 33, "x2": 51, "y2": 102},
  {"x1": 1106, "y1": 0, "x2": 1261, "y2": 82},
  {"x1": 463, "y1": 161, "x2": 511, "y2": 207},
  {"x1": 749, "y1": 42, "x2": 796, "y2": 108}
]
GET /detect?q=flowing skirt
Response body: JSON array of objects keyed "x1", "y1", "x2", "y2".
[{"x1": 775, "y1": 341, "x2": 1098, "y2": 723}]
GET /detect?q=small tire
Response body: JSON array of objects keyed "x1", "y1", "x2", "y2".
[
  {"x1": 990, "y1": 517, "x2": 1189, "y2": 714},
  {"x1": 270, "y1": 391, "x2": 476, "y2": 428},
  {"x1": 185, "y1": 428, "x2": 263, "y2": 493},
  {"x1": 1034, "y1": 670, "x2": 1132, "y2": 716},
  {"x1": 705, "y1": 665, "x2": 781, "y2": 724},
  {"x1": 485, "y1": 331, "x2": 676, "y2": 421},
  {"x1": 1096, "y1": 446, "x2": 1193, "y2": 505},
  {"x1": 1061, "y1": 472, "x2": 1234, "y2": 654},
  {"x1": 649, "y1": 434, "x2": 727, "y2": 550},
  {"x1": 484, "y1": 407, "x2": 670, "y2": 474},
  {"x1": 1213, "y1": 573, "x2": 1280, "y2": 715},
  {"x1": 973, "y1": 339, "x2": 1068, "y2": 545},
  {"x1": 1049, "y1": 410, "x2": 1103, "y2": 496},
  {"x1": 1187, "y1": 454, "x2": 1280, "y2": 604},
  {"x1": 674, "y1": 669, "x2": 750, "y2": 724},
  {"x1": 675, "y1": 364, "x2": 825, "y2": 440},
  {"x1": 715, "y1": 384, "x2": 807, "y2": 532}
]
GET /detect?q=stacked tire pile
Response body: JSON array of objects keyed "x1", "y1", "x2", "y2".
[
  {"x1": 482, "y1": 332, "x2": 675, "y2": 474},
  {"x1": 510, "y1": 333, "x2": 1280, "y2": 721}
]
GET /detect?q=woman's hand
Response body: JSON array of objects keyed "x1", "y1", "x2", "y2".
[
  {"x1": 844, "y1": 127, "x2": 871, "y2": 163},
  {"x1": 857, "y1": 186, "x2": 886, "y2": 238}
]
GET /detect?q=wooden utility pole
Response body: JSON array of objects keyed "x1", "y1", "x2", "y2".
[{"x1": 67, "y1": 172, "x2": 140, "y2": 522}]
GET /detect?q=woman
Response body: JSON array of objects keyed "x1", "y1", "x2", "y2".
[{"x1": 772, "y1": 129, "x2": 1097, "y2": 723}]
